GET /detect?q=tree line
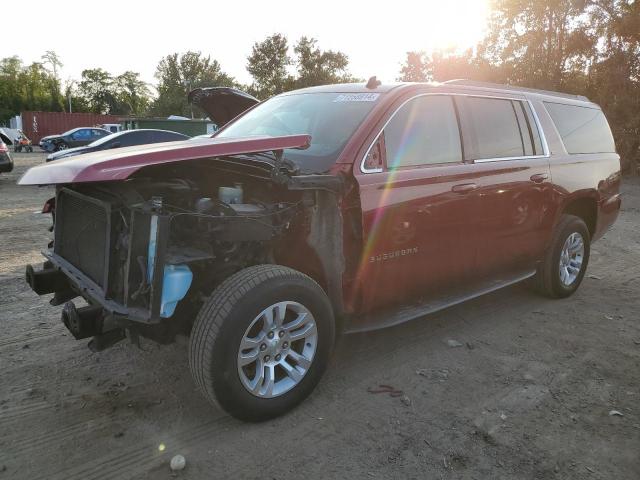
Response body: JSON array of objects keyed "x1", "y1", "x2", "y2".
[
  {"x1": 0, "y1": 0, "x2": 638, "y2": 171},
  {"x1": 0, "y1": 36, "x2": 357, "y2": 121},
  {"x1": 397, "y1": 0, "x2": 639, "y2": 173}
]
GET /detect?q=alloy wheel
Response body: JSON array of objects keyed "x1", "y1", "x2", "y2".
[
  {"x1": 559, "y1": 232, "x2": 584, "y2": 286},
  {"x1": 237, "y1": 301, "x2": 317, "y2": 398}
]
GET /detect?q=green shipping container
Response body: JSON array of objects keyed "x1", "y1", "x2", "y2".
[{"x1": 121, "y1": 118, "x2": 216, "y2": 137}]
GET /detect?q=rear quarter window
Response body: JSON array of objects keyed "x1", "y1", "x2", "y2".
[{"x1": 544, "y1": 102, "x2": 615, "y2": 154}]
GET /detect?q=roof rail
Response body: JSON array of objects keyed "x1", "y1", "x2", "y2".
[{"x1": 443, "y1": 79, "x2": 590, "y2": 102}]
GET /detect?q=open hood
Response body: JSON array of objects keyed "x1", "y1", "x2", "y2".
[
  {"x1": 18, "y1": 134, "x2": 311, "y2": 185},
  {"x1": 188, "y1": 87, "x2": 259, "y2": 126}
]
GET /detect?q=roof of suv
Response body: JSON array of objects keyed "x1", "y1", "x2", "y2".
[{"x1": 287, "y1": 79, "x2": 595, "y2": 106}]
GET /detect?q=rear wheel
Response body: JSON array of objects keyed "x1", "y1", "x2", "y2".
[
  {"x1": 533, "y1": 214, "x2": 590, "y2": 298},
  {"x1": 189, "y1": 265, "x2": 335, "y2": 421}
]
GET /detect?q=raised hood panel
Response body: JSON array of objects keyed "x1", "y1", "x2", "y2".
[
  {"x1": 18, "y1": 135, "x2": 311, "y2": 185},
  {"x1": 188, "y1": 87, "x2": 259, "y2": 126}
]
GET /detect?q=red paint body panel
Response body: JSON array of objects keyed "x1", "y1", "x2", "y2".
[
  {"x1": 18, "y1": 135, "x2": 311, "y2": 185},
  {"x1": 21, "y1": 111, "x2": 122, "y2": 143},
  {"x1": 342, "y1": 84, "x2": 621, "y2": 317}
]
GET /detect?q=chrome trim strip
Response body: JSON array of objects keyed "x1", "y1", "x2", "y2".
[
  {"x1": 474, "y1": 154, "x2": 548, "y2": 164},
  {"x1": 528, "y1": 99, "x2": 550, "y2": 156},
  {"x1": 359, "y1": 93, "x2": 551, "y2": 174}
]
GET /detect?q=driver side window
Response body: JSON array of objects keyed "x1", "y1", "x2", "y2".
[{"x1": 384, "y1": 95, "x2": 462, "y2": 168}]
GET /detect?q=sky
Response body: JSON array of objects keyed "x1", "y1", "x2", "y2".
[{"x1": 4, "y1": 0, "x2": 490, "y2": 89}]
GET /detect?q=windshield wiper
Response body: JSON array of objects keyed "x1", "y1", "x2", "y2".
[{"x1": 228, "y1": 150, "x2": 299, "y2": 179}]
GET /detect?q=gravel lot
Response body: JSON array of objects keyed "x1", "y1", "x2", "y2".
[{"x1": 1, "y1": 152, "x2": 639, "y2": 480}]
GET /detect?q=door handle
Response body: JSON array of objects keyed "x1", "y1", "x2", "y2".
[
  {"x1": 530, "y1": 173, "x2": 549, "y2": 183},
  {"x1": 451, "y1": 183, "x2": 477, "y2": 194}
]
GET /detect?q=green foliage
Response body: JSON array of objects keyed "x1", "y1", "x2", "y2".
[
  {"x1": 292, "y1": 37, "x2": 356, "y2": 88},
  {"x1": 245, "y1": 35, "x2": 359, "y2": 99},
  {"x1": 397, "y1": 52, "x2": 431, "y2": 82},
  {"x1": 246, "y1": 34, "x2": 292, "y2": 99},
  {"x1": 0, "y1": 56, "x2": 64, "y2": 121},
  {"x1": 114, "y1": 71, "x2": 151, "y2": 116},
  {"x1": 77, "y1": 69, "x2": 151, "y2": 115},
  {"x1": 78, "y1": 68, "x2": 117, "y2": 114},
  {"x1": 151, "y1": 51, "x2": 237, "y2": 117}
]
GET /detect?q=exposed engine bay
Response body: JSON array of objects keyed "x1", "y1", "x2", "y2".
[{"x1": 26, "y1": 156, "x2": 348, "y2": 350}]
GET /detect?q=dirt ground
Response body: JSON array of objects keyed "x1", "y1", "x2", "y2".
[{"x1": 1, "y1": 151, "x2": 639, "y2": 480}]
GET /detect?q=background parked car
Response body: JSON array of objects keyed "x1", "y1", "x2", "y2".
[
  {"x1": 40, "y1": 127, "x2": 111, "y2": 152},
  {"x1": 46, "y1": 129, "x2": 191, "y2": 162},
  {"x1": 0, "y1": 141, "x2": 13, "y2": 173},
  {"x1": 100, "y1": 123, "x2": 122, "y2": 133}
]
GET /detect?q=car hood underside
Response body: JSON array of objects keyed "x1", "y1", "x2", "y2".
[{"x1": 18, "y1": 135, "x2": 311, "y2": 185}]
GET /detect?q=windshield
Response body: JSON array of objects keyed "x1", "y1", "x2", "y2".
[{"x1": 214, "y1": 92, "x2": 380, "y2": 173}]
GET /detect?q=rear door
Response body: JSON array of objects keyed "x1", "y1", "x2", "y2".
[
  {"x1": 456, "y1": 94, "x2": 552, "y2": 278},
  {"x1": 354, "y1": 94, "x2": 482, "y2": 312}
]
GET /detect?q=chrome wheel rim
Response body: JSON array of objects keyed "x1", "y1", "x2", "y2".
[
  {"x1": 237, "y1": 301, "x2": 317, "y2": 398},
  {"x1": 57, "y1": 144, "x2": 68, "y2": 150},
  {"x1": 559, "y1": 232, "x2": 584, "y2": 286}
]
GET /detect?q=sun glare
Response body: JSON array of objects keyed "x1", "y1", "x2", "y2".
[{"x1": 397, "y1": 0, "x2": 490, "y2": 52}]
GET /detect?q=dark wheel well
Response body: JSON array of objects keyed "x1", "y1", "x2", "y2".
[{"x1": 562, "y1": 197, "x2": 597, "y2": 237}]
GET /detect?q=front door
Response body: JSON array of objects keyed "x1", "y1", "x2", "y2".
[{"x1": 353, "y1": 94, "x2": 482, "y2": 313}]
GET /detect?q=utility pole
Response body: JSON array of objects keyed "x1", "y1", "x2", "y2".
[{"x1": 66, "y1": 79, "x2": 75, "y2": 113}]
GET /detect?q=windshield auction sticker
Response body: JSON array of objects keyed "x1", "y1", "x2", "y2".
[{"x1": 333, "y1": 93, "x2": 380, "y2": 102}]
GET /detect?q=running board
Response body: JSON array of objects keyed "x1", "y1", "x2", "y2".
[{"x1": 343, "y1": 270, "x2": 536, "y2": 334}]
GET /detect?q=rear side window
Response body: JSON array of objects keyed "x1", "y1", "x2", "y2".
[
  {"x1": 384, "y1": 95, "x2": 462, "y2": 168},
  {"x1": 544, "y1": 102, "x2": 615, "y2": 154},
  {"x1": 461, "y1": 97, "x2": 527, "y2": 159}
]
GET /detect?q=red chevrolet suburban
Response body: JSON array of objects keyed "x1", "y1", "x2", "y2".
[{"x1": 20, "y1": 80, "x2": 621, "y2": 421}]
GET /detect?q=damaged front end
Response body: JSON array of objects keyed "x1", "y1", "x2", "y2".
[
  {"x1": 24, "y1": 150, "x2": 347, "y2": 351},
  {"x1": 27, "y1": 176, "x2": 286, "y2": 347}
]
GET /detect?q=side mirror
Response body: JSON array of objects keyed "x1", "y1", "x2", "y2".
[{"x1": 110, "y1": 142, "x2": 121, "y2": 149}]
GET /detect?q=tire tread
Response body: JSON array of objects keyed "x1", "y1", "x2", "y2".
[{"x1": 188, "y1": 264, "x2": 323, "y2": 409}]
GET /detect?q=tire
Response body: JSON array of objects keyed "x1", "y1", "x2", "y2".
[
  {"x1": 533, "y1": 214, "x2": 590, "y2": 298},
  {"x1": 189, "y1": 264, "x2": 335, "y2": 421},
  {"x1": 55, "y1": 142, "x2": 68, "y2": 151}
]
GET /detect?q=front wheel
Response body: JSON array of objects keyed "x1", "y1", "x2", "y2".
[
  {"x1": 189, "y1": 265, "x2": 335, "y2": 421},
  {"x1": 55, "y1": 142, "x2": 68, "y2": 151},
  {"x1": 533, "y1": 214, "x2": 590, "y2": 298}
]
